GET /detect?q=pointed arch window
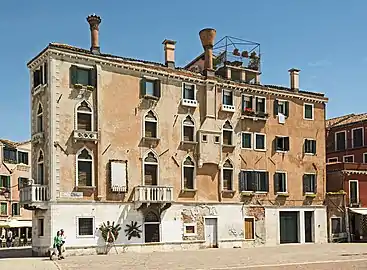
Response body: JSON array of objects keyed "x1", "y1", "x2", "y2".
[
  {"x1": 143, "y1": 152, "x2": 158, "y2": 185},
  {"x1": 77, "y1": 148, "x2": 93, "y2": 187},
  {"x1": 36, "y1": 104, "x2": 43, "y2": 133},
  {"x1": 76, "y1": 101, "x2": 93, "y2": 131},
  {"x1": 183, "y1": 156, "x2": 195, "y2": 190},
  {"x1": 144, "y1": 111, "x2": 158, "y2": 138},
  {"x1": 222, "y1": 121, "x2": 234, "y2": 146},
  {"x1": 182, "y1": 116, "x2": 195, "y2": 142},
  {"x1": 222, "y1": 159, "x2": 233, "y2": 191},
  {"x1": 37, "y1": 150, "x2": 44, "y2": 185}
]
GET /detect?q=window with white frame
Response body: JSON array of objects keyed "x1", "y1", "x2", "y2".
[
  {"x1": 242, "y1": 95, "x2": 253, "y2": 111},
  {"x1": 328, "y1": 157, "x2": 338, "y2": 163},
  {"x1": 244, "y1": 217, "x2": 255, "y2": 240},
  {"x1": 77, "y1": 148, "x2": 93, "y2": 187},
  {"x1": 364, "y1": 153, "x2": 367, "y2": 163},
  {"x1": 343, "y1": 155, "x2": 354, "y2": 163},
  {"x1": 222, "y1": 121, "x2": 234, "y2": 146},
  {"x1": 274, "y1": 172, "x2": 287, "y2": 193},
  {"x1": 182, "y1": 115, "x2": 195, "y2": 142},
  {"x1": 349, "y1": 180, "x2": 359, "y2": 204},
  {"x1": 304, "y1": 103, "x2": 314, "y2": 120},
  {"x1": 33, "y1": 61, "x2": 48, "y2": 89},
  {"x1": 183, "y1": 223, "x2": 197, "y2": 236},
  {"x1": 303, "y1": 173, "x2": 316, "y2": 194},
  {"x1": 183, "y1": 156, "x2": 195, "y2": 190},
  {"x1": 12, "y1": 203, "x2": 20, "y2": 216},
  {"x1": 77, "y1": 217, "x2": 94, "y2": 237},
  {"x1": 144, "y1": 111, "x2": 158, "y2": 138},
  {"x1": 274, "y1": 99, "x2": 289, "y2": 117},
  {"x1": 331, "y1": 217, "x2": 342, "y2": 234},
  {"x1": 255, "y1": 97, "x2": 266, "y2": 114},
  {"x1": 254, "y1": 133, "x2": 266, "y2": 151},
  {"x1": 37, "y1": 150, "x2": 44, "y2": 185},
  {"x1": 335, "y1": 131, "x2": 346, "y2": 151},
  {"x1": 76, "y1": 101, "x2": 93, "y2": 131},
  {"x1": 239, "y1": 170, "x2": 269, "y2": 192},
  {"x1": 241, "y1": 132, "x2": 252, "y2": 149},
  {"x1": 18, "y1": 151, "x2": 29, "y2": 165},
  {"x1": 36, "y1": 104, "x2": 43, "y2": 133},
  {"x1": 222, "y1": 89, "x2": 233, "y2": 106},
  {"x1": 275, "y1": 136, "x2": 290, "y2": 152},
  {"x1": 222, "y1": 159, "x2": 233, "y2": 191},
  {"x1": 352, "y1": 127, "x2": 364, "y2": 148},
  {"x1": 182, "y1": 83, "x2": 195, "y2": 100},
  {"x1": 144, "y1": 152, "x2": 158, "y2": 185},
  {"x1": 304, "y1": 139, "x2": 316, "y2": 154}
]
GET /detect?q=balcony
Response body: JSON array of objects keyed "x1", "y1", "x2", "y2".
[
  {"x1": 221, "y1": 104, "x2": 235, "y2": 113},
  {"x1": 20, "y1": 183, "x2": 49, "y2": 210},
  {"x1": 181, "y1": 99, "x2": 198, "y2": 108},
  {"x1": 134, "y1": 186, "x2": 173, "y2": 203},
  {"x1": 73, "y1": 130, "x2": 98, "y2": 142},
  {"x1": 241, "y1": 109, "x2": 268, "y2": 121}
]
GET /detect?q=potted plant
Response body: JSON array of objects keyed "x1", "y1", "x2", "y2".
[
  {"x1": 99, "y1": 221, "x2": 121, "y2": 244},
  {"x1": 86, "y1": 85, "x2": 95, "y2": 91},
  {"x1": 74, "y1": 83, "x2": 83, "y2": 89}
]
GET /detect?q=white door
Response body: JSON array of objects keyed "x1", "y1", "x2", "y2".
[{"x1": 205, "y1": 218, "x2": 218, "y2": 248}]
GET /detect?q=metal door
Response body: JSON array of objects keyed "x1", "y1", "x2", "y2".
[{"x1": 205, "y1": 218, "x2": 218, "y2": 248}]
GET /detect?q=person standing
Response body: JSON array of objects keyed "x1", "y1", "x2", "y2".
[
  {"x1": 60, "y1": 229, "x2": 66, "y2": 253},
  {"x1": 53, "y1": 231, "x2": 64, "y2": 259},
  {"x1": 6, "y1": 230, "x2": 12, "y2": 248}
]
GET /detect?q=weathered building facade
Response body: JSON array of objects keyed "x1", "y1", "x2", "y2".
[
  {"x1": 0, "y1": 139, "x2": 32, "y2": 245},
  {"x1": 326, "y1": 113, "x2": 367, "y2": 242},
  {"x1": 21, "y1": 15, "x2": 328, "y2": 256}
]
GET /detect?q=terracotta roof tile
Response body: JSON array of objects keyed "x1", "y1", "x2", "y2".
[
  {"x1": 326, "y1": 113, "x2": 367, "y2": 128},
  {"x1": 0, "y1": 139, "x2": 31, "y2": 148}
]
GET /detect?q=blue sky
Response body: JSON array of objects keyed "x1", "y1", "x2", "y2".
[{"x1": 1, "y1": 1, "x2": 366, "y2": 141}]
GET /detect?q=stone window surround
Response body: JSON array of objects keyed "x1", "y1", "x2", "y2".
[
  {"x1": 254, "y1": 133, "x2": 266, "y2": 151},
  {"x1": 222, "y1": 120, "x2": 234, "y2": 146},
  {"x1": 221, "y1": 158, "x2": 234, "y2": 191},
  {"x1": 183, "y1": 222, "x2": 197, "y2": 237},
  {"x1": 74, "y1": 99, "x2": 94, "y2": 132},
  {"x1": 142, "y1": 110, "x2": 159, "y2": 139},
  {"x1": 76, "y1": 216, "x2": 95, "y2": 238},
  {"x1": 37, "y1": 149, "x2": 44, "y2": 185},
  {"x1": 351, "y1": 127, "x2": 364, "y2": 148},
  {"x1": 181, "y1": 115, "x2": 196, "y2": 142},
  {"x1": 75, "y1": 147, "x2": 95, "y2": 188},
  {"x1": 182, "y1": 82, "x2": 197, "y2": 101},
  {"x1": 181, "y1": 155, "x2": 196, "y2": 190},
  {"x1": 303, "y1": 102, "x2": 314, "y2": 120},
  {"x1": 343, "y1": 155, "x2": 354, "y2": 163},
  {"x1": 142, "y1": 150, "x2": 159, "y2": 186},
  {"x1": 334, "y1": 130, "x2": 347, "y2": 151},
  {"x1": 274, "y1": 171, "x2": 288, "y2": 194}
]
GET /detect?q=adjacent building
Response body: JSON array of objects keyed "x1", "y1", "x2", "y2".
[
  {"x1": 21, "y1": 15, "x2": 329, "y2": 256},
  {"x1": 0, "y1": 139, "x2": 32, "y2": 246},
  {"x1": 326, "y1": 113, "x2": 367, "y2": 242}
]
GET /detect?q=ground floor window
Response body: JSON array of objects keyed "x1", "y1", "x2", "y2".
[
  {"x1": 244, "y1": 217, "x2": 255, "y2": 240},
  {"x1": 144, "y1": 211, "x2": 160, "y2": 243},
  {"x1": 38, "y1": 219, "x2": 44, "y2": 237},
  {"x1": 77, "y1": 217, "x2": 94, "y2": 237},
  {"x1": 183, "y1": 223, "x2": 197, "y2": 236},
  {"x1": 331, "y1": 217, "x2": 342, "y2": 234}
]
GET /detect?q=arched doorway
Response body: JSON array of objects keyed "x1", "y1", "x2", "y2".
[{"x1": 144, "y1": 211, "x2": 160, "y2": 243}]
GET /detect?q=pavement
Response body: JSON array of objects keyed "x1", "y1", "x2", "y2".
[{"x1": 2, "y1": 243, "x2": 367, "y2": 269}]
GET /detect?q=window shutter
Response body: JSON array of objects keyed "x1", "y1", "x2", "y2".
[
  {"x1": 40, "y1": 65, "x2": 44, "y2": 85},
  {"x1": 33, "y1": 71, "x2": 37, "y2": 87},
  {"x1": 155, "y1": 80, "x2": 161, "y2": 98},
  {"x1": 285, "y1": 101, "x2": 289, "y2": 117},
  {"x1": 241, "y1": 95, "x2": 245, "y2": 111},
  {"x1": 70, "y1": 65, "x2": 78, "y2": 85},
  {"x1": 284, "y1": 137, "x2": 290, "y2": 151},
  {"x1": 302, "y1": 175, "x2": 306, "y2": 194},
  {"x1": 251, "y1": 172, "x2": 257, "y2": 191},
  {"x1": 90, "y1": 68, "x2": 97, "y2": 87},
  {"x1": 140, "y1": 77, "x2": 147, "y2": 97},
  {"x1": 44, "y1": 62, "x2": 48, "y2": 85},
  {"x1": 6, "y1": 176, "x2": 10, "y2": 188},
  {"x1": 312, "y1": 140, "x2": 317, "y2": 154},
  {"x1": 314, "y1": 175, "x2": 317, "y2": 193},
  {"x1": 264, "y1": 172, "x2": 269, "y2": 192},
  {"x1": 255, "y1": 97, "x2": 259, "y2": 112},
  {"x1": 274, "y1": 99, "x2": 278, "y2": 115},
  {"x1": 239, "y1": 171, "x2": 245, "y2": 191},
  {"x1": 273, "y1": 137, "x2": 278, "y2": 152},
  {"x1": 304, "y1": 139, "x2": 308, "y2": 153},
  {"x1": 274, "y1": 173, "x2": 279, "y2": 193}
]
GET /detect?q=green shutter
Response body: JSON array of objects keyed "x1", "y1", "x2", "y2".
[
  {"x1": 274, "y1": 173, "x2": 279, "y2": 193},
  {"x1": 70, "y1": 65, "x2": 78, "y2": 85},
  {"x1": 312, "y1": 140, "x2": 317, "y2": 154},
  {"x1": 89, "y1": 68, "x2": 97, "y2": 87},
  {"x1": 140, "y1": 77, "x2": 146, "y2": 97},
  {"x1": 155, "y1": 80, "x2": 161, "y2": 98},
  {"x1": 284, "y1": 101, "x2": 289, "y2": 117},
  {"x1": 264, "y1": 172, "x2": 269, "y2": 192},
  {"x1": 302, "y1": 175, "x2": 307, "y2": 194},
  {"x1": 6, "y1": 176, "x2": 10, "y2": 188},
  {"x1": 284, "y1": 137, "x2": 290, "y2": 151},
  {"x1": 274, "y1": 99, "x2": 278, "y2": 115}
]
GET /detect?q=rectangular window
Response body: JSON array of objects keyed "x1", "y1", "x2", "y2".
[
  {"x1": 37, "y1": 164, "x2": 44, "y2": 185},
  {"x1": 239, "y1": 171, "x2": 269, "y2": 192},
  {"x1": 349, "y1": 180, "x2": 359, "y2": 204},
  {"x1": 38, "y1": 219, "x2": 44, "y2": 236},
  {"x1": 144, "y1": 165, "x2": 157, "y2": 185},
  {"x1": 18, "y1": 177, "x2": 28, "y2": 190},
  {"x1": 275, "y1": 136, "x2": 290, "y2": 152},
  {"x1": 343, "y1": 155, "x2": 354, "y2": 163},
  {"x1": 202, "y1": 134, "x2": 207, "y2": 143},
  {"x1": 222, "y1": 130, "x2": 233, "y2": 146},
  {"x1": 352, "y1": 127, "x2": 363, "y2": 148},
  {"x1": 328, "y1": 157, "x2": 338, "y2": 163},
  {"x1": 17, "y1": 151, "x2": 29, "y2": 165},
  {"x1": 304, "y1": 103, "x2": 314, "y2": 120},
  {"x1": 74, "y1": 67, "x2": 91, "y2": 86},
  {"x1": 335, "y1": 131, "x2": 346, "y2": 151},
  {"x1": 3, "y1": 148, "x2": 17, "y2": 163},
  {"x1": 0, "y1": 176, "x2": 10, "y2": 188},
  {"x1": 183, "y1": 126, "x2": 194, "y2": 142},
  {"x1": 0, "y1": 202, "x2": 7, "y2": 216},
  {"x1": 242, "y1": 132, "x2": 252, "y2": 149},
  {"x1": 77, "y1": 114, "x2": 92, "y2": 131},
  {"x1": 244, "y1": 218, "x2": 255, "y2": 240},
  {"x1": 364, "y1": 153, "x2": 367, "y2": 163},
  {"x1": 33, "y1": 69, "x2": 42, "y2": 88},
  {"x1": 184, "y1": 223, "x2": 197, "y2": 236},
  {"x1": 223, "y1": 90, "x2": 233, "y2": 106},
  {"x1": 214, "y1": 136, "x2": 220, "y2": 144},
  {"x1": 222, "y1": 169, "x2": 233, "y2": 191},
  {"x1": 254, "y1": 133, "x2": 266, "y2": 151},
  {"x1": 78, "y1": 161, "x2": 93, "y2": 186},
  {"x1": 255, "y1": 97, "x2": 266, "y2": 113},
  {"x1": 12, "y1": 203, "x2": 20, "y2": 216},
  {"x1": 183, "y1": 83, "x2": 195, "y2": 100},
  {"x1": 77, "y1": 217, "x2": 94, "y2": 237},
  {"x1": 304, "y1": 139, "x2": 316, "y2": 155},
  {"x1": 331, "y1": 217, "x2": 341, "y2": 234},
  {"x1": 242, "y1": 95, "x2": 253, "y2": 110},
  {"x1": 303, "y1": 174, "x2": 316, "y2": 194},
  {"x1": 274, "y1": 172, "x2": 287, "y2": 193},
  {"x1": 184, "y1": 167, "x2": 194, "y2": 190},
  {"x1": 145, "y1": 122, "x2": 157, "y2": 138},
  {"x1": 142, "y1": 79, "x2": 161, "y2": 98},
  {"x1": 274, "y1": 100, "x2": 289, "y2": 117}
]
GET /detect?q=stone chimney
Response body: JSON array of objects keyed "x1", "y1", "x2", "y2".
[
  {"x1": 288, "y1": 68, "x2": 300, "y2": 91},
  {"x1": 199, "y1": 28, "x2": 216, "y2": 77},
  {"x1": 162, "y1": 39, "x2": 176, "y2": 68},
  {"x1": 86, "y1": 14, "x2": 102, "y2": 54}
]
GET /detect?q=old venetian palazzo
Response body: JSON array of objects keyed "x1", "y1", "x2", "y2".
[{"x1": 21, "y1": 14, "x2": 329, "y2": 256}]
